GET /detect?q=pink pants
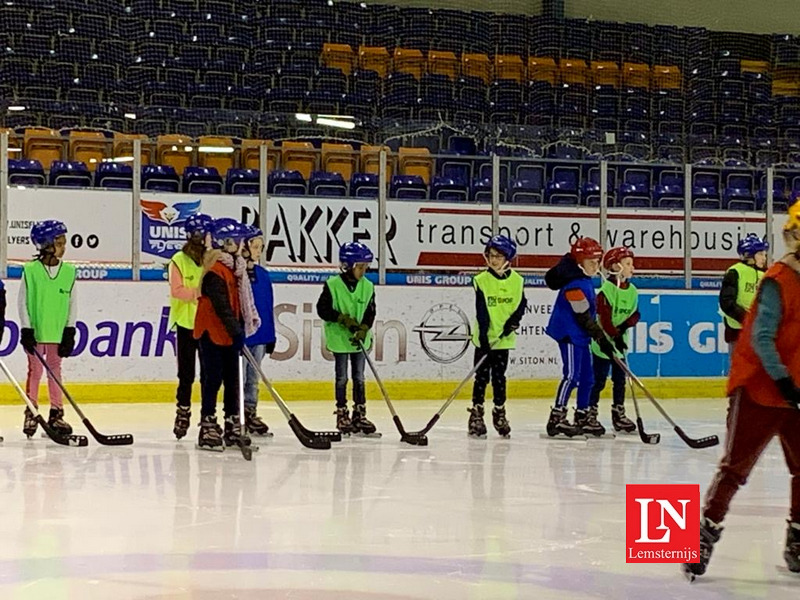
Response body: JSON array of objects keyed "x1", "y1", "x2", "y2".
[{"x1": 25, "y1": 344, "x2": 63, "y2": 409}]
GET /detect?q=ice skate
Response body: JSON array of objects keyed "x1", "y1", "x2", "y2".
[
  {"x1": 683, "y1": 517, "x2": 722, "y2": 581},
  {"x1": 784, "y1": 520, "x2": 800, "y2": 573},
  {"x1": 173, "y1": 405, "x2": 190, "y2": 440},
  {"x1": 48, "y1": 407, "x2": 73, "y2": 436},
  {"x1": 196, "y1": 415, "x2": 224, "y2": 452},
  {"x1": 492, "y1": 405, "x2": 511, "y2": 438},
  {"x1": 335, "y1": 406, "x2": 353, "y2": 436},
  {"x1": 577, "y1": 407, "x2": 613, "y2": 439},
  {"x1": 23, "y1": 407, "x2": 38, "y2": 438},
  {"x1": 224, "y1": 416, "x2": 253, "y2": 448},
  {"x1": 611, "y1": 404, "x2": 637, "y2": 434},
  {"x1": 245, "y1": 407, "x2": 273, "y2": 437},
  {"x1": 351, "y1": 404, "x2": 381, "y2": 438},
  {"x1": 542, "y1": 406, "x2": 585, "y2": 440},
  {"x1": 467, "y1": 404, "x2": 487, "y2": 438}
]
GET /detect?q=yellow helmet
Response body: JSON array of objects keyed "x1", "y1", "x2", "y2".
[{"x1": 785, "y1": 200, "x2": 800, "y2": 232}]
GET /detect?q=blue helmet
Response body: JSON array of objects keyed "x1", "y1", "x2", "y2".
[
  {"x1": 737, "y1": 234, "x2": 769, "y2": 257},
  {"x1": 31, "y1": 220, "x2": 68, "y2": 250},
  {"x1": 243, "y1": 224, "x2": 264, "y2": 242},
  {"x1": 339, "y1": 241, "x2": 374, "y2": 267},
  {"x1": 184, "y1": 213, "x2": 214, "y2": 236},
  {"x1": 211, "y1": 218, "x2": 247, "y2": 249},
  {"x1": 485, "y1": 234, "x2": 517, "y2": 261}
]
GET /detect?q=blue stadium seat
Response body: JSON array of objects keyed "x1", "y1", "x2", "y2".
[
  {"x1": 95, "y1": 162, "x2": 133, "y2": 189},
  {"x1": 310, "y1": 171, "x2": 347, "y2": 196},
  {"x1": 49, "y1": 161, "x2": 92, "y2": 188},
  {"x1": 142, "y1": 165, "x2": 180, "y2": 193},
  {"x1": 226, "y1": 169, "x2": 260, "y2": 195},
  {"x1": 8, "y1": 159, "x2": 46, "y2": 186},
  {"x1": 183, "y1": 166, "x2": 224, "y2": 194},
  {"x1": 430, "y1": 176, "x2": 468, "y2": 201},
  {"x1": 509, "y1": 178, "x2": 543, "y2": 204},
  {"x1": 390, "y1": 175, "x2": 427, "y2": 200},
  {"x1": 268, "y1": 170, "x2": 306, "y2": 195},
  {"x1": 350, "y1": 173, "x2": 379, "y2": 198}
]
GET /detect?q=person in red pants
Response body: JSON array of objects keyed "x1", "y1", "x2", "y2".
[{"x1": 684, "y1": 202, "x2": 800, "y2": 579}]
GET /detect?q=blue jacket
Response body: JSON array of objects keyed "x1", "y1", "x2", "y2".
[
  {"x1": 246, "y1": 265, "x2": 276, "y2": 346},
  {"x1": 545, "y1": 254, "x2": 597, "y2": 346}
]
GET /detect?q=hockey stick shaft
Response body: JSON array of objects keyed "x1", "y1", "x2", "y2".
[
  {"x1": 628, "y1": 375, "x2": 660, "y2": 444},
  {"x1": 236, "y1": 354, "x2": 253, "y2": 460},
  {"x1": 0, "y1": 357, "x2": 88, "y2": 446},
  {"x1": 32, "y1": 347, "x2": 133, "y2": 445}
]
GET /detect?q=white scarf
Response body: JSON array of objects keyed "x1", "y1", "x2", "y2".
[{"x1": 217, "y1": 252, "x2": 261, "y2": 337}]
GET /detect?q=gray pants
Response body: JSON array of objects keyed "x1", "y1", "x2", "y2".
[{"x1": 243, "y1": 343, "x2": 267, "y2": 410}]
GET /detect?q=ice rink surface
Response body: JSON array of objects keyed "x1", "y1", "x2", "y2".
[{"x1": 0, "y1": 399, "x2": 797, "y2": 599}]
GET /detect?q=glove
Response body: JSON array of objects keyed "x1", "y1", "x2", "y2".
[
  {"x1": 613, "y1": 335, "x2": 628, "y2": 354},
  {"x1": 597, "y1": 336, "x2": 616, "y2": 359},
  {"x1": 501, "y1": 320, "x2": 519, "y2": 338},
  {"x1": 478, "y1": 333, "x2": 491, "y2": 352},
  {"x1": 265, "y1": 341, "x2": 276, "y2": 355},
  {"x1": 21, "y1": 328, "x2": 36, "y2": 355},
  {"x1": 231, "y1": 333, "x2": 245, "y2": 353},
  {"x1": 776, "y1": 377, "x2": 800, "y2": 409},
  {"x1": 337, "y1": 313, "x2": 359, "y2": 331},
  {"x1": 353, "y1": 324, "x2": 369, "y2": 343},
  {"x1": 57, "y1": 327, "x2": 76, "y2": 358}
]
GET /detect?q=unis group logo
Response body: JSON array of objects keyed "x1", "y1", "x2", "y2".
[
  {"x1": 413, "y1": 303, "x2": 472, "y2": 364},
  {"x1": 141, "y1": 199, "x2": 201, "y2": 259},
  {"x1": 626, "y1": 484, "x2": 700, "y2": 564}
]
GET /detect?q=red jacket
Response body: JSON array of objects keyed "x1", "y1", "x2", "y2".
[
  {"x1": 728, "y1": 260, "x2": 800, "y2": 407},
  {"x1": 193, "y1": 262, "x2": 241, "y2": 346}
]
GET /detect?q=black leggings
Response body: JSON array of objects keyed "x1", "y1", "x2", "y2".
[
  {"x1": 198, "y1": 334, "x2": 240, "y2": 419},
  {"x1": 589, "y1": 354, "x2": 626, "y2": 408},
  {"x1": 175, "y1": 325, "x2": 201, "y2": 407},
  {"x1": 471, "y1": 347, "x2": 510, "y2": 406}
]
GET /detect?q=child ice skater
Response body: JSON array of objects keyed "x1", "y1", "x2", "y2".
[
  {"x1": 684, "y1": 202, "x2": 800, "y2": 579},
  {"x1": 587, "y1": 246, "x2": 640, "y2": 435},
  {"x1": 544, "y1": 237, "x2": 615, "y2": 438},
  {"x1": 19, "y1": 220, "x2": 77, "y2": 437},
  {"x1": 193, "y1": 218, "x2": 260, "y2": 451},
  {"x1": 468, "y1": 235, "x2": 527, "y2": 438},
  {"x1": 241, "y1": 224, "x2": 275, "y2": 437},
  {"x1": 316, "y1": 241, "x2": 378, "y2": 436},
  {"x1": 719, "y1": 233, "x2": 768, "y2": 349},
  {"x1": 168, "y1": 212, "x2": 218, "y2": 439}
]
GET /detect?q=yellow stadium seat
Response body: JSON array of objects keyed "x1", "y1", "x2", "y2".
[
  {"x1": 741, "y1": 60, "x2": 769, "y2": 75},
  {"x1": 398, "y1": 147, "x2": 433, "y2": 185},
  {"x1": 24, "y1": 127, "x2": 63, "y2": 169},
  {"x1": 281, "y1": 141, "x2": 317, "y2": 180},
  {"x1": 156, "y1": 134, "x2": 194, "y2": 176},
  {"x1": 197, "y1": 135, "x2": 235, "y2": 174},
  {"x1": 69, "y1": 130, "x2": 109, "y2": 172},
  {"x1": 361, "y1": 145, "x2": 393, "y2": 180},
  {"x1": 623, "y1": 63, "x2": 651, "y2": 89},
  {"x1": 113, "y1": 133, "x2": 152, "y2": 164},
  {"x1": 240, "y1": 139, "x2": 276, "y2": 172},
  {"x1": 651, "y1": 65, "x2": 682, "y2": 90},
  {"x1": 462, "y1": 53, "x2": 491, "y2": 84},
  {"x1": 393, "y1": 47, "x2": 425, "y2": 79},
  {"x1": 322, "y1": 43, "x2": 355, "y2": 76},
  {"x1": 358, "y1": 46, "x2": 391, "y2": 78},
  {"x1": 590, "y1": 61, "x2": 621, "y2": 88},
  {"x1": 527, "y1": 57, "x2": 557, "y2": 84},
  {"x1": 428, "y1": 50, "x2": 459, "y2": 80},
  {"x1": 322, "y1": 143, "x2": 356, "y2": 182},
  {"x1": 494, "y1": 55, "x2": 525, "y2": 83},
  {"x1": 559, "y1": 58, "x2": 588, "y2": 86}
]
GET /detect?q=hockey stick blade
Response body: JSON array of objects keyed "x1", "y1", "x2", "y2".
[
  {"x1": 636, "y1": 417, "x2": 661, "y2": 444},
  {"x1": 38, "y1": 415, "x2": 88, "y2": 447},
  {"x1": 83, "y1": 418, "x2": 134, "y2": 446},
  {"x1": 675, "y1": 427, "x2": 718, "y2": 449},
  {"x1": 288, "y1": 415, "x2": 331, "y2": 450},
  {"x1": 238, "y1": 439, "x2": 253, "y2": 461}
]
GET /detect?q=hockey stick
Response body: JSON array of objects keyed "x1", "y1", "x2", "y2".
[
  {"x1": 235, "y1": 354, "x2": 253, "y2": 461},
  {"x1": 627, "y1": 374, "x2": 660, "y2": 445},
  {"x1": 615, "y1": 357, "x2": 719, "y2": 449},
  {"x1": 411, "y1": 343, "x2": 497, "y2": 437},
  {"x1": 32, "y1": 348, "x2": 133, "y2": 446},
  {"x1": 0, "y1": 357, "x2": 88, "y2": 447},
  {"x1": 358, "y1": 340, "x2": 428, "y2": 446},
  {"x1": 241, "y1": 346, "x2": 339, "y2": 450}
]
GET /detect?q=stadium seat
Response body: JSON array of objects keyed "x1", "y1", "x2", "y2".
[
  {"x1": 528, "y1": 57, "x2": 558, "y2": 85},
  {"x1": 49, "y1": 161, "x2": 92, "y2": 188},
  {"x1": 494, "y1": 55, "x2": 525, "y2": 83},
  {"x1": 559, "y1": 59, "x2": 588, "y2": 86},
  {"x1": 359, "y1": 46, "x2": 391, "y2": 78},
  {"x1": 8, "y1": 159, "x2": 46, "y2": 186},
  {"x1": 240, "y1": 140, "x2": 276, "y2": 172},
  {"x1": 350, "y1": 173, "x2": 380, "y2": 198},
  {"x1": 461, "y1": 53, "x2": 491, "y2": 84},
  {"x1": 428, "y1": 50, "x2": 459, "y2": 80},
  {"x1": 113, "y1": 133, "x2": 152, "y2": 165},
  {"x1": 430, "y1": 176, "x2": 468, "y2": 201},
  {"x1": 309, "y1": 171, "x2": 347, "y2": 196},
  {"x1": 226, "y1": 168, "x2": 260, "y2": 195},
  {"x1": 398, "y1": 147, "x2": 433, "y2": 185},
  {"x1": 24, "y1": 128, "x2": 63, "y2": 171},
  {"x1": 268, "y1": 170, "x2": 306, "y2": 195},
  {"x1": 394, "y1": 47, "x2": 425, "y2": 79},
  {"x1": 95, "y1": 162, "x2": 133, "y2": 189},
  {"x1": 183, "y1": 166, "x2": 223, "y2": 194},
  {"x1": 361, "y1": 145, "x2": 394, "y2": 180},
  {"x1": 281, "y1": 141, "x2": 317, "y2": 180},
  {"x1": 156, "y1": 135, "x2": 194, "y2": 176},
  {"x1": 69, "y1": 130, "x2": 110, "y2": 172},
  {"x1": 322, "y1": 43, "x2": 355, "y2": 75},
  {"x1": 322, "y1": 143, "x2": 357, "y2": 183},
  {"x1": 141, "y1": 165, "x2": 180, "y2": 193},
  {"x1": 196, "y1": 136, "x2": 235, "y2": 175},
  {"x1": 390, "y1": 174, "x2": 427, "y2": 199}
]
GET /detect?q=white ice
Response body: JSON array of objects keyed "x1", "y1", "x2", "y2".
[{"x1": 0, "y1": 399, "x2": 797, "y2": 599}]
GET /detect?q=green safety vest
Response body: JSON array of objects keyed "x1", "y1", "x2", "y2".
[
  {"x1": 23, "y1": 260, "x2": 76, "y2": 343},
  {"x1": 323, "y1": 275, "x2": 375, "y2": 353},
  {"x1": 168, "y1": 250, "x2": 204, "y2": 330},
  {"x1": 471, "y1": 270, "x2": 524, "y2": 350},
  {"x1": 722, "y1": 262, "x2": 763, "y2": 330},
  {"x1": 591, "y1": 279, "x2": 639, "y2": 359}
]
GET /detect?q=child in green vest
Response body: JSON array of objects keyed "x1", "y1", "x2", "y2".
[
  {"x1": 719, "y1": 234, "x2": 768, "y2": 347},
  {"x1": 469, "y1": 235, "x2": 527, "y2": 438},
  {"x1": 19, "y1": 220, "x2": 77, "y2": 437},
  {"x1": 168, "y1": 213, "x2": 219, "y2": 440},
  {"x1": 316, "y1": 242, "x2": 379, "y2": 436},
  {"x1": 588, "y1": 246, "x2": 640, "y2": 435}
]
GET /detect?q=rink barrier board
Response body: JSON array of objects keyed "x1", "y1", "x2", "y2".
[{"x1": 0, "y1": 378, "x2": 727, "y2": 405}]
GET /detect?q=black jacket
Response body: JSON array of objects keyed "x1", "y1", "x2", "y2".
[
  {"x1": 545, "y1": 254, "x2": 585, "y2": 290},
  {"x1": 316, "y1": 272, "x2": 377, "y2": 328}
]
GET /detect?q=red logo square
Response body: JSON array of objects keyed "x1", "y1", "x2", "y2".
[{"x1": 626, "y1": 484, "x2": 700, "y2": 563}]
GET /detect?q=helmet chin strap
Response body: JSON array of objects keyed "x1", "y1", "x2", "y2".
[{"x1": 484, "y1": 254, "x2": 509, "y2": 275}]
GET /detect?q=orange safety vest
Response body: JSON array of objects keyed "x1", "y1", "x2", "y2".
[
  {"x1": 728, "y1": 260, "x2": 800, "y2": 407},
  {"x1": 193, "y1": 262, "x2": 241, "y2": 346}
]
